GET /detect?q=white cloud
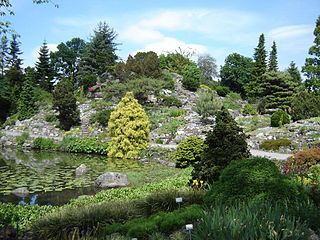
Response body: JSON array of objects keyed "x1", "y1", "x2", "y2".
[
  {"x1": 120, "y1": 26, "x2": 164, "y2": 44},
  {"x1": 268, "y1": 24, "x2": 313, "y2": 40}
]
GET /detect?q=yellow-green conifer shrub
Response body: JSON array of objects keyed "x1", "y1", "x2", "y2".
[{"x1": 108, "y1": 92, "x2": 151, "y2": 159}]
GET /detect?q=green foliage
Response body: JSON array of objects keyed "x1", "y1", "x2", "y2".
[
  {"x1": 271, "y1": 109, "x2": 290, "y2": 127},
  {"x1": 53, "y1": 79, "x2": 80, "y2": 131},
  {"x1": 59, "y1": 136, "x2": 109, "y2": 154},
  {"x1": 220, "y1": 53, "x2": 254, "y2": 97},
  {"x1": 241, "y1": 103, "x2": 257, "y2": 115},
  {"x1": 104, "y1": 205, "x2": 203, "y2": 238},
  {"x1": 287, "y1": 61, "x2": 302, "y2": 85},
  {"x1": 159, "y1": 95, "x2": 182, "y2": 107},
  {"x1": 282, "y1": 148, "x2": 320, "y2": 176},
  {"x1": 222, "y1": 92, "x2": 242, "y2": 110},
  {"x1": 215, "y1": 85, "x2": 230, "y2": 97},
  {"x1": 259, "y1": 138, "x2": 291, "y2": 151},
  {"x1": 44, "y1": 113, "x2": 57, "y2": 123},
  {"x1": 108, "y1": 92, "x2": 150, "y2": 158},
  {"x1": 205, "y1": 157, "x2": 308, "y2": 205},
  {"x1": 159, "y1": 52, "x2": 194, "y2": 74},
  {"x1": 159, "y1": 118, "x2": 184, "y2": 142},
  {"x1": 192, "y1": 108, "x2": 250, "y2": 184},
  {"x1": 175, "y1": 137, "x2": 206, "y2": 168},
  {"x1": 302, "y1": 16, "x2": 320, "y2": 91},
  {"x1": 0, "y1": 203, "x2": 54, "y2": 232},
  {"x1": 268, "y1": 41, "x2": 278, "y2": 72},
  {"x1": 182, "y1": 64, "x2": 202, "y2": 91},
  {"x1": 193, "y1": 200, "x2": 310, "y2": 240},
  {"x1": 16, "y1": 132, "x2": 29, "y2": 146},
  {"x1": 290, "y1": 90, "x2": 320, "y2": 121},
  {"x1": 168, "y1": 109, "x2": 185, "y2": 118},
  {"x1": 32, "y1": 137, "x2": 58, "y2": 150},
  {"x1": 33, "y1": 86, "x2": 53, "y2": 107},
  {"x1": 194, "y1": 90, "x2": 222, "y2": 121},
  {"x1": 89, "y1": 109, "x2": 111, "y2": 127}
]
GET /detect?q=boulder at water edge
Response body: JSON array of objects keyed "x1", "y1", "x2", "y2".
[
  {"x1": 75, "y1": 164, "x2": 89, "y2": 176},
  {"x1": 95, "y1": 172, "x2": 129, "y2": 188},
  {"x1": 12, "y1": 187, "x2": 29, "y2": 197}
]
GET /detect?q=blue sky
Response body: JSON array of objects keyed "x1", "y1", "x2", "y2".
[{"x1": 7, "y1": 0, "x2": 320, "y2": 72}]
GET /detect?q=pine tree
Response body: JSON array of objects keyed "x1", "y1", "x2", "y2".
[
  {"x1": 0, "y1": 35, "x2": 8, "y2": 77},
  {"x1": 191, "y1": 108, "x2": 250, "y2": 184},
  {"x1": 53, "y1": 79, "x2": 80, "y2": 130},
  {"x1": 79, "y1": 22, "x2": 118, "y2": 81},
  {"x1": 17, "y1": 69, "x2": 37, "y2": 120},
  {"x1": 35, "y1": 41, "x2": 54, "y2": 92},
  {"x1": 246, "y1": 33, "x2": 267, "y2": 99},
  {"x1": 268, "y1": 41, "x2": 278, "y2": 72},
  {"x1": 302, "y1": 15, "x2": 320, "y2": 91},
  {"x1": 108, "y1": 92, "x2": 150, "y2": 159},
  {"x1": 261, "y1": 71, "x2": 295, "y2": 111},
  {"x1": 286, "y1": 61, "x2": 302, "y2": 85}
]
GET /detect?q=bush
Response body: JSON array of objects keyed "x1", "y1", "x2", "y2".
[
  {"x1": 282, "y1": 148, "x2": 320, "y2": 176},
  {"x1": 259, "y1": 138, "x2": 292, "y2": 151},
  {"x1": 44, "y1": 113, "x2": 57, "y2": 123},
  {"x1": 182, "y1": 64, "x2": 201, "y2": 91},
  {"x1": 16, "y1": 132, "x2": 29, "y2": 146},
  {"x1": 241, "y1": 103, "x2": 257, "y2": 115},
  {"x1": 194, "y1": 90, "x2": 222, "y2": 121},
  {"x1": 108, "y1": 92, "x2": 150, "y2": 159},
  {"x1": 159, "y1": 52, "x2": 194, "y2": 74},
  {"x1": 193, "y1": 200, "x2": 310, "y2": 240},
  {"x1": 271, "y1": 109, "x2": 290, "y2": 127},
  {"x1": 175, "y1": 137, "x2": 206, "y2": 168},
  {"x1": 160, "y1": 95, "x2": 182, "y2": 107},
  {"x1": 32, "y1": 137, "x2": 58, "y2": 150},
  {"x1": 291, "y1": 90, "x2": 320, "y2": 121},
  {"x1": 205, "y1": 157, "x2": 308, "y2": 205},
  {"x1": 59, "y1": 136, "x2": 108, "y2": 154},
  {"x1": 215, "y1": 85, "x2": 230, "y2": 97},
  {"x1": 222, "y1": 92, "x2": 242, "y2": 110},
  {"x1": 89, "y1": 109, "x2": 111, "y2": 127}
]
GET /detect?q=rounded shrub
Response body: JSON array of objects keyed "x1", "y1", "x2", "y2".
[
  {"x1": 175, "y1": 137, "x2": 206, "y2": 168},
  {"x1": 270, "y1": 109, "x2": 290, "y2": 127},
  {"x1": 241, "y1": 103, "x2": 257, "y2": 116},
  {"x1": 182, "y1": 64, "x2": 201, "y2": 91},
  {"x1": 215, "y1": 85, "x2": 230, "y2": 97},
  {"x1": 204, "y1": 157, "x2": 307, "y2": 205}
]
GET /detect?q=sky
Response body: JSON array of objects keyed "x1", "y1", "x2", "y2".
[{"x1": 6, "y1": 0, "x2": 320, "y2": 72}]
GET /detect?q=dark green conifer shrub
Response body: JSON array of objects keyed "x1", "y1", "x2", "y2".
[
  {"x1": 182, "y1": 64, "x2": 201, "y2": 91},
  {"x1": 215, "y1": 85, "x2": 230, "y2": 97},
  {"x1": 271, "y1": 109, "x2": 290, "y2": 127}
]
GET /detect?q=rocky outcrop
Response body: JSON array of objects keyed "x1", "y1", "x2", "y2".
[
  {"x1": 95, "y1": 172, "x2": 129, "y2": 188},
  {"x1": 12, "y1": 187, "x2": 29, "y2": 197}
]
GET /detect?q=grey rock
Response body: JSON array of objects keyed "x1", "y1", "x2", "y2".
[
  {"x1": 75, "y1": 164, "x2": 89, "y2": 176},
  {"x1": 95, "y1": 172, "x2": 129, "y2": 188},
  {"x1": 12, "y1": 187, "x2": 29, "y2": 197}
]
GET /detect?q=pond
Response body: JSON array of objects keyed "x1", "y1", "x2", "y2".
[{"x1": 0, "y1": 149, "x2": 178, "y2": 206}]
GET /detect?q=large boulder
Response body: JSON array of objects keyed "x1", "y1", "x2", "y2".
[
  {"x1": 12, "y1": 187, "x2": 29, "y2": 197},
  {"x1": 95, "y1": 172, "x2": 129, "y2": 188},
  {"x1": 75, "y1": 164, "x2": 89, "y2": 176}
]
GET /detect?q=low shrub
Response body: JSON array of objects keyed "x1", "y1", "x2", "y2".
[
  {"x1": 222, "y1": 92, "x2": 242, "y2": 110},
  {"x1": 271, "y1": 110, "x2": 290, "y2": 127},
  {"x1": 44, "y1": 113, "x2": 57, "y2": 123},
  {"x1": 241, "y1": 103, "x2": 257, "y2": 115},
  {"x1": 194, "y1": 90, "x2": 222, "y2": 121},
  {"x1": 193, "y1": 200, "x2": 310, "y2": 240},
  {"x1": 215, "y1": 85, "x2": 230, "y2": 97},
  {"x1": 160, "y1": 95, "x2": 182, "y2": 107},
  {"x1": 175, "y1": 137, "x2": 206, "y2": 168},
  {"x1": 282, "y1": 148, "x2": 320, "y2": 176},
  {"x1": 205, "y1": 157, "x2": 308, "y2": 205},
  {"x1": 259, "y1": 138, "x2": 292, "y2": 151},
  {"x1": 32, "y1": 137, "x2": 58, "y2": 150},
  {"x1": 16, "y1": 132, "x2": 29, "y2": 146},
  {"x1": 89, "y1": 109, "x2": 111, "y2": 127},
  {"x1": 168, "y1": 109, "x2": 185, "y2": 118},
  {"x1": 59, "y1": 136, "x2": 109, "y2": 155}
]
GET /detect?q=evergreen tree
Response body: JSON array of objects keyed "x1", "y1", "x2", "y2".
[
  {"x1": 286, "y1": 61, "x2": 302, "y2": 85},
  {"x1": 0, "y1": 77, "x2": 12, "y2": 122},
  {"x1": 261, "y1": 71, "x2": 295, "y2": 111},
  {"x1": 0, "y1": 35, "x2": 8, "y2": 77},
  {"x1": 79, "y1": 22, "x2": 118, "y2": 82},
  {"x1": 268, "y1": 41, "x2": 278, "y2": 72},
  {"x1": 246, "y1": 34, "x2": 267, "y2": 99},
  {"x1": 108, "y1": 92, "x2": 150, "y2": 159},
  {"x1": 53, "y1": 79, "x2": 80, "y2": 130},
  {"x1": 302, "y1": 16, "x2": 320, "y2": 91},
  {"x1": 17, "y1": 69, "x2": 37, "y2": 120},
  {"x1": 35, "y1": 41, "x2": 54, "y2": 92},
  {"x1": 191, "y1": 108, "x2": 250, "y2": 184}
]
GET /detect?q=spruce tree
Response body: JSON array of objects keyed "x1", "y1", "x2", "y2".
[
  {"x1": 108, "y1": 92, "x2": 150, "y2": 159},
  {"x1": 191, "y1": 108, "x2": 250, "y2": 184},
  {"x1": 17, "y1": 69, "x2": 37, "y2": 120},
  {"x1": 302, "y1": 15, "x2": 320, "y2": 91},
  {"x1": 261, "y1": 71, "x2": 295, "y2": 111},
  {"x1": 268, "y1": 41, "x2": 278, "y2": 72},
  {"x1": 53, "y1": 79, "x2": 80, "y2": 131},
  {"x1": 35, "y1": 41, "x2": 54, "y2": 92},
  {"x1": 246, "y1": 33, "x2": 267, "y2": 99},
  {"x1": 286, "y1": 61, "x2": 302, "y2": 85}
]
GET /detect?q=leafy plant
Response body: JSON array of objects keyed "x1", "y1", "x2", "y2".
[
  {"x1": 59, "y1": 136, "x2": 109, "y2": 154},
  {"x1": 89, "y1": 109, "x2": 111, "y2": 127},
  {"x1": 32, "y1": 137, "x2": 58, "y2": 150},
  {"x1": 271, "y1": 109, "x2": 290, "y2": 127},
  {"x1": 175, "y1": 137, "x2": 206, "y2": 168},
  {"x1": 194, "y1": 90, "x2": 222, "y2": 122},
  {"x1": 182, "y1": 64, "x2": 202, "y2": 91},
  {"x1": 241, "y1": 103, "x2": 257, "y2": 115},
  {"x1": 215, "y1": 85, "x2": 230, "y2": 97},
  {"x1": 259, "y1": 138, "x2": 291, "y2": 151},
  {"x1": 16, "y1": 132, "x2": 29, "y2": 146}
]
